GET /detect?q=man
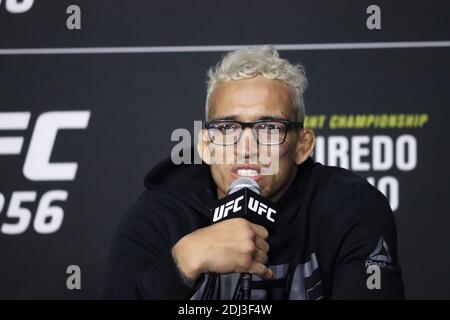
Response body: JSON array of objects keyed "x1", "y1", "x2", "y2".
[{"x1": 102, "y1": 45, "x2": 404, "y2": 299}]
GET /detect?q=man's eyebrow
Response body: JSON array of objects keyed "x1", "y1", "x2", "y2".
[
  {"x1": 257, "y1": 116, "x2": 285, "y2": 120},
  {"x1": 218, "y1": 115, "x2": 238, "y2": 121},
  {"x1": 212, "y1": 115, "x2": 285, "y2": 121}
]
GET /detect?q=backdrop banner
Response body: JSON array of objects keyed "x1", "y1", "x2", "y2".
[{"x1": 0, "y1": 0, "x2": 449, "y2": 299}]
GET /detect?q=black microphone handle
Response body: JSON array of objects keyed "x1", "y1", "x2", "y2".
[
  {"x1": 241, "y1": 272, "x2": 251, "y2": 300},
  {"x1": 218, "y1": 178, "x2": 276, "y2": 301}
]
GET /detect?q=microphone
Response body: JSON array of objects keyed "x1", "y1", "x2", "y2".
[{"x1": 210, "y1": 177, "x2": 278, "y2": 300}]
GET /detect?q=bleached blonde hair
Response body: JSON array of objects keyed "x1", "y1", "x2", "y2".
[{"x1": 205, "y1": 45, "x2": 308, "y2": 121}]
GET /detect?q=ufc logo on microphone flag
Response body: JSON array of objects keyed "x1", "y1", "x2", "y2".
[
  {"x1": 212, "y1": 188, "x2": 277, "y2": 229},
  {"x1": 213, "y1": 195, "x2": 244, "y2": 222}
]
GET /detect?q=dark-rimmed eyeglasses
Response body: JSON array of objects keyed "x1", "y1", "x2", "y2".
[{"x1": 204, "y1": 119, "x2": 303, "y2": 146}]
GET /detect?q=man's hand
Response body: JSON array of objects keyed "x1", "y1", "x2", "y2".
[{"x1": 172, "y1": 218, "x2": 273, "y2": 284}]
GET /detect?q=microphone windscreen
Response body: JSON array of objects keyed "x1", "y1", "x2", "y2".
[{"x1": 228, "y1": 177, "x2": 261, "y2": 195}]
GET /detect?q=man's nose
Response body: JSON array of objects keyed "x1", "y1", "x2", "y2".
[{"x1": 235, "y1": 128, "x2": 258, "y2": 160}]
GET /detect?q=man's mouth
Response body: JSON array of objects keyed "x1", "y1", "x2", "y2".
[
  {"x1": 231, "y1": 164, "x2": 262, "y2": 180},
  {"x1": 236, "y1": 169, "x2": 259, "y2": 177}
]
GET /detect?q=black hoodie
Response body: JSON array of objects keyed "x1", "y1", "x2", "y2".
[{"x1": 102, "y1": 155, "x2": 404, "y2": 300}]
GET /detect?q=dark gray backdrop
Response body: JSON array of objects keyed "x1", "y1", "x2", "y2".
[{"x1": 0, "y1": 0, "x2": 449, "y2": 299}]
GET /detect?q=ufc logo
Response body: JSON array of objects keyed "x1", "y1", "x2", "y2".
[
  {"x1": 0, "y1": 111, "x2": 90, "y2": 181},
  {"x1": 212, "y1": 195, "x2": 277, "y2": 223},
  {"x1": 247, "y1": 197, "x2": 276, "y2": 222},
  {"x1": 213, "y1": 195, "x2": 244, "y2": 222},
  {"x1": 0, "y1": 0, "x2": 34, "y2": 13}
]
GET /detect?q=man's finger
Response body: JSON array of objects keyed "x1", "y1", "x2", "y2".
[
  {"x1": 255, "y1": 236, "x2": 270, "y2": 253},
  {"x1": 253, "y1": 248, "x2": 268, "y2": 265},
  {"x1": 249, "y1": 223, "x2": 269, "y2": 240},
  {"x1": 248, "y1": 262, "x2": 275, "y2": 280}
]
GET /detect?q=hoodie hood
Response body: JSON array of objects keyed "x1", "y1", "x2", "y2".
[
  {"x1": 144, "y1": 147, "x2": 218, "y2": 216},
  {"x1": 144, "y1": 146, "x2": 317, "y2": 222}
]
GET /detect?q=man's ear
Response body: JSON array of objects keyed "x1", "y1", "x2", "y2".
[
  {"x1": 197, "y1": 129, "x2": 212, "y2": 164},
  {"x1": 294, "y1": 128, "x2": 316, "y2": 164}
]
